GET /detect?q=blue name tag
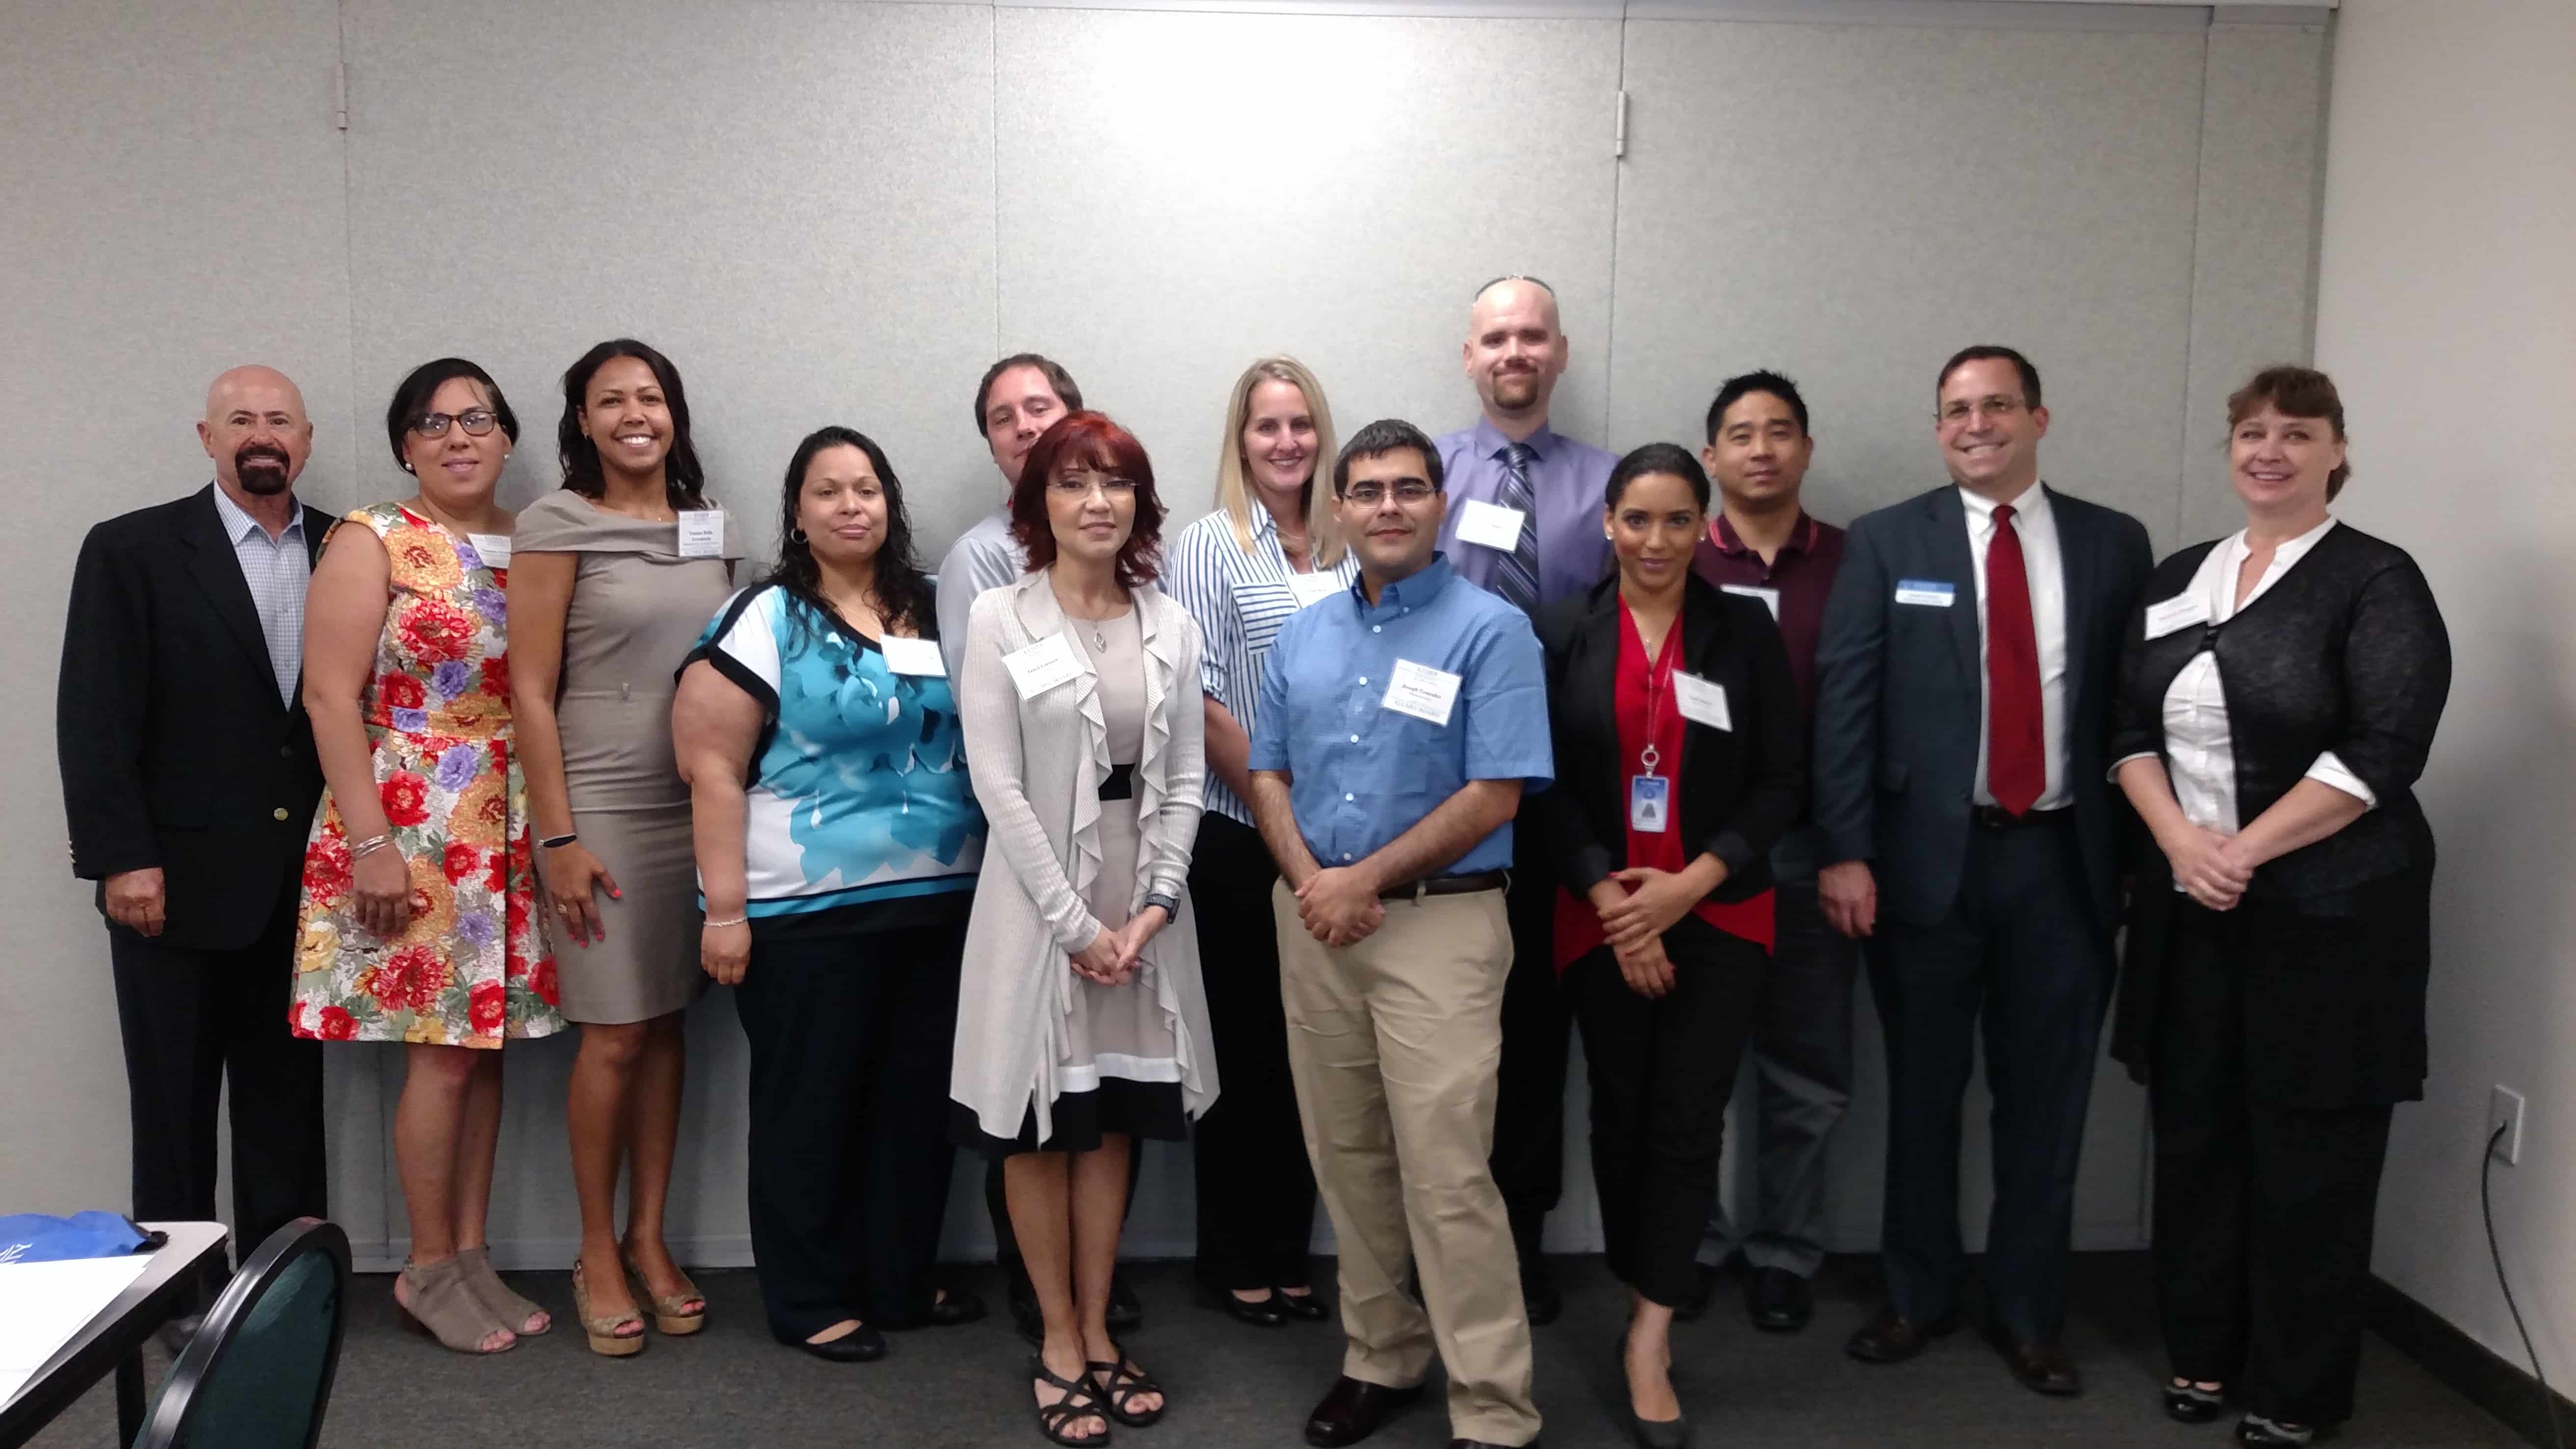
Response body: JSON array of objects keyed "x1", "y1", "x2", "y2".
[{"x1": 1893, "y1": 579, "x2": 1957, "y2": 607}]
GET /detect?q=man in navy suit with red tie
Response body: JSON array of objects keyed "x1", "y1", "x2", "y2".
[{"x1": 1811, "y1": 347, "x2": 2151, "y2": 1397}]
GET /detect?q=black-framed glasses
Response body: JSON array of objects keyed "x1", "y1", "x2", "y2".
[
  {"x1": 408, "y1": 409, "x2": 500, "y2": 438},
  {"x1": 1340, "y1": 479, "x2": 1438, "y2": 505}
]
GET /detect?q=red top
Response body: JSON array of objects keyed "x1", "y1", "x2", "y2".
[{"x1": 1554, "y1": 597, "x2": 1775, "y2": 972}]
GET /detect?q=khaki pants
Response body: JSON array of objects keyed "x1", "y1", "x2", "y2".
[{"x1": 1274, "y1": 881, "x2": 1540, "y2": 1446}]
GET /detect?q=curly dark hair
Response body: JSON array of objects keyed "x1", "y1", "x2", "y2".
[
  {"x1": 1010, "y1": 411, "x2": 1166, "y2": 589},
  {"x1": 768, "y1": 426, "x2": 937, "y2": 640}
]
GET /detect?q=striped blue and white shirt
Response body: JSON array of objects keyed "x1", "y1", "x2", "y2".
[
  {"x1": 210, "y1": 483, "x2": 309, "y2": 707},
  {"x1": 1163, "y1": 504, "x2": 1359, "y2": 826}
]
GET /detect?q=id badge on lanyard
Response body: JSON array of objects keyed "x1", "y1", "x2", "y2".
[{"x1": 1629, "y1": 631, "x2": 1678, "y2": 834}]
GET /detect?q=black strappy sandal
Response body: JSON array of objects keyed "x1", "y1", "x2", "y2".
[
  {"x1": 1088, "y1": 1346, "x2": 1167, "y2": 1428},
  {"x1": 1029, "y1": 1353, "x2": 1113, "y2": 1446}
]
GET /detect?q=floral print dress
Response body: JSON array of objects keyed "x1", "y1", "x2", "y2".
[{"x1": 289, "y1": 503, "x2": 565, "y2": 1048}]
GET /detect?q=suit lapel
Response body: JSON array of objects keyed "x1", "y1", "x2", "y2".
[
  {"x1": 180, "y1": 485, "x2": 282, "y2": 695},
  {"x1": 1925, "y1": 487, "x2": 1982, "y2": 691},
  {"x1": 2048, "y1": 485, "x2": 2095, "y2": 698}
]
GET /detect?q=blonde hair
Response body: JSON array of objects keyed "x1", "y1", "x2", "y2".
[{"x1": 1213, "y1": 357, "x2": 1345, "y2": 566}]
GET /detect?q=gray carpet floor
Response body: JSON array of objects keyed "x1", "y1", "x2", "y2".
[{"x1": 29, "y1": 1253, "x2": 2526, "y2": 1448}]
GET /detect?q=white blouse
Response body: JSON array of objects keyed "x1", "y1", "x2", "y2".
[{"x1": 2118, "y1": 516, "x2": 2376, "y2": 848}]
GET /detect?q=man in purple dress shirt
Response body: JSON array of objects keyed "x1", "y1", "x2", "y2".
[{"x1": 1434, "y1": 275, "x2": 1616, "y2": 1323}]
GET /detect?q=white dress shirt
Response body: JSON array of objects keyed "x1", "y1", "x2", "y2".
[
  {"x1": 2116, "y1": 516, "x2": 2376, "y2": 851},
  {"x1": 1961, "y1": 483, "x2": 2069, "y2": 810},
  {"x1": 211, "y1": 483, "x2": 309, "y2": 707}
]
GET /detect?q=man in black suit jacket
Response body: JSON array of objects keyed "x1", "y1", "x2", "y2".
[
  {"x1": 1812, "y1": 348, "x2": 2151, "y2": 1396},
  {"x1": 57, "y1": 365, "x2": 334, "y2": 1332}
]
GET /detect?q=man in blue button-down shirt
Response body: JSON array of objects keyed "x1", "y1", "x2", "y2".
[{"x1": 1248, "y1": 420, "x2": 1550, "y2": 1449}]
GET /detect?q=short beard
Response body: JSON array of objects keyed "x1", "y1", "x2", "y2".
[{"x1": 234, "y1": 447, "x2": 292, "y2": 496}]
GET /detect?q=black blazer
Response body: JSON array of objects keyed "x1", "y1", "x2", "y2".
[
  {"x1": 1532, "y1": 573, "x2": 1805, "y2": 904},
  {"x1": 58, "y1": 485, "x2": 333, "y2": 951},
  {"x1": 2108, "y1": 523, "x2": 2451, "y2": 1103},
  {"x1": 1812, "y1": 483, "x2": 2153, "y2": 929}
]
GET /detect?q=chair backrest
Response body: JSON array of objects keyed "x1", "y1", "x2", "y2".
[{"x1": 134, "y1": 1217, "x2": 350, "y2": 1449}]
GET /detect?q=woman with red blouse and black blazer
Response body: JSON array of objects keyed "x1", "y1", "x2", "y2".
[{"x1": 1532, "y1": 443, "x2": 1803, "y2": 1449}]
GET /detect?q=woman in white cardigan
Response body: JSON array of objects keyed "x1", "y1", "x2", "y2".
[{"x1": 951, "y1": 410, "x2": 1216, "y2": 1446}]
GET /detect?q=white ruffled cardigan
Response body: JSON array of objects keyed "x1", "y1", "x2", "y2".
[{"x1": 949, "y1": 569, "x2": 1218, "y2": 1144}]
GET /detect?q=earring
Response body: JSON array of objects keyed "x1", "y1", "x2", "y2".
[
  {"x1": 403, "y1": 461, "x2": 415, "y2": 473},
  {"x1": 789, "y1": 527, "x2": 808, "y2": 543}
]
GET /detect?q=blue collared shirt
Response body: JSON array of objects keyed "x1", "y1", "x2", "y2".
[
  {"x1": 1434, "y1": 417, "x2": 1617, "y2": 608},
  {"x1": 1248, "y1": 554, "x2": 1551, "y2": 875},
  {"x1": 210, "y1": 483, "x2": 309, "y2": 706}
]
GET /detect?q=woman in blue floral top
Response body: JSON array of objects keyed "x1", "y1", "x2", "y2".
[{"x1": 673, "y1": 426, "x2": 985, "y2": 1364}]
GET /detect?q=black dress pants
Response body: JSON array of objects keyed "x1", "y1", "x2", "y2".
[
  {"x1": 1868, "y1": 813, "x2": 2115, "y2": 1343},
  {"x1": 2151, "y1": 899, "x2": 2393, "y2": 1428},
  {"x1": 1488, "y1": 828, "x2": 1570, "y2": 1260},
  {"x1": 1187, "y1": 812, "x2": 1319, "y2": 1289},
  {"x1": 107, "y1": 879, "x2": 326, "y2": 1299},
  {"x1": 737, "y1": 921, "x2": 965, "y2": 1339},
  {"x1": 1567, "y1": 914, "x2": 1770, "y2": 1307}
]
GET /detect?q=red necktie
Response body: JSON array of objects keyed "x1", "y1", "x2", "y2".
[{"x1": 1985, "y1": 503, "x2": 2044, "y2": 816}]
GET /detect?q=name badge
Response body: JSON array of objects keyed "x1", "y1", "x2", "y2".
[
  {"x1": 1455, "y1": 498, "x2": 1528, "y2": 553},
  {"x1": 2144, "y1": 591, "x2": 2213, "y2": 641},
  {"x1": 1629, "y1": 774, "x2": 1670, "y2": 833},
  {"x1": 1721, "y1": 583, "x2": 1781, "y2": 621},
  {"x1": 465, "y1": 533, "x2": 511, "y2": 569},
  {"x1": 1381, "y1": 659, "x2": 1462, "y2": 726},
  {"x1": 1001, "y1": 632, "x2": 1081, "y2": 700},
  {"x1": 1671, "y1": 671, "x2": 1732, "y2": 732},
  {"x1": 879, "y1": 635, "x2": 946, "y2": 677},
  {"x1": 1286, "y1": 571, "x2": 1342, "y2": 609},
  {"x1": 1894, "y1": 579, "x2": 1956, "y2": 608},
  {"x1": 676, "y1": 510, "x2": 726, "y2": 559}
]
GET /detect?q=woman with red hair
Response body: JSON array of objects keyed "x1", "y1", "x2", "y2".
[{"x1": 949, "y1": 411, "x2": 1217, "y2": 1444}]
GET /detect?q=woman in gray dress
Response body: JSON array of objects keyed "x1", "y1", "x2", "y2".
[{"x1": 508, "y1": 339, "x2": 740, "y2": 1355}]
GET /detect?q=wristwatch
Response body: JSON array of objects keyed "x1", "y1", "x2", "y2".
[{"x1": 1143, "y1": 892, "x2": 1180, "y2": 918}]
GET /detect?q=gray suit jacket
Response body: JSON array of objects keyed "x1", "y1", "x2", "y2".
[{"x1": 1811, "y1": 483, "x2": 2152, "y2": 930}]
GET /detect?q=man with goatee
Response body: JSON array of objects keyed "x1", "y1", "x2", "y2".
[{"x1": 57, "y1": 365, "x2": 336, "y2": 1349}]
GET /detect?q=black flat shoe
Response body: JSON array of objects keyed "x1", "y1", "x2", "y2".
[
  {"x1": 798, "y1": 1323, "x2": 888, "y2": 1362},
  {"x1": 2163, "y1": 1380, "x2": 2226, "y2": 1423},
  {"x1": 1219, "y1": 1288, "x2": 1289, "y2": 1328},
  {"x1": 2236, "y1": 1414, "x2": 2319, "y2": 1446},
  {"x1": 1275, "y1": 1287, "x2": 1332, "y2": 1322},
  {"x1": 1106, "y1": 1274, "x2": 1143, "y2": 1332},
  {"x1": 926, "y1": 1288, "x2": 987, "y2": 1327}
]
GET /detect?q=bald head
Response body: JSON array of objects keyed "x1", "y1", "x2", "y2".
[
  {"x1": 199, "y1": 365, "x2": 314, "y2": 500},
  {"x1": 1463, "y1": 278, "x2": 1569, "y2": 429}
]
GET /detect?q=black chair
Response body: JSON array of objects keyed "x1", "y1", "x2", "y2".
[{"x1": 133, "y1": 1218, "x2": 349, "y2": 1449}]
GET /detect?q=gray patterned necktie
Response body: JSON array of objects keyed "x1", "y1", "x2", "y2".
[{"x1": 1491, "y1": 442, "x2": 1542, "y2": 615}]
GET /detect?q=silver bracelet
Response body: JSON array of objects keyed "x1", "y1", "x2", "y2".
[
  {"x1": 347, "y1": 833, "x2": 393, "y2": 859},
  {"x1": 702, "y1": 914, "x2": 748, "y2": 930}
]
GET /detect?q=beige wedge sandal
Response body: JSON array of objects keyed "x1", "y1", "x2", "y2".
[
  {"x1": 624, "y1": 1253, "x2": 707, "y2": 1336},
  {"x1": 571, "y1": 1259, "x2": 646, "y2": 1356}
]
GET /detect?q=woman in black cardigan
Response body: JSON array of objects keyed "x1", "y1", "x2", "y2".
[
  {"x1": 1534, "y1": 443, "x2": 1802, "y2": 1449},
  {"x1": 2110, "y1": 367, "x2": 2450, "y2": 1447}
]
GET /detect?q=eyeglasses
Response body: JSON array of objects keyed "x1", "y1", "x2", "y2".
[
  {"x1": 1340, "y1": 480, "x2": 1438, "y2": 505},
  {"x1": 408, "y1": 409, "x2": 500, "y2": 438},
  {"x1": 1938, "y1": 396, "x2": 2026, "y2": 424},
  {"x1": 1046, "y1": 473, "x2": 1137, "y2": 498}
]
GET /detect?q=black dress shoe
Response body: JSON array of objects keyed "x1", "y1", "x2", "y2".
[
  {"x1": 2234, "y1": 1413, "x2": 2318, "y2": 1446},
  {"x1": 1982, "y1": 1324, "x2": 2081, "y2": 1396},
  {"x1": 1218, "y1": 1288, "x2": 1289, "y2": 1327},
  {"x1": 924, "y1": 1288, "x2": 986, "y2": 1327},
  {"x1": 1519, "y1": 1255, "x2": 1562, "y2": 1327},
  {"x1": 1844, "y1": 1304, "x2": 1958, "y2": 1364},
  {"x1": 1672, "y1": 1261, "x2": 1717, "y2": 1323},
  {"x1": 1746, "y1": 1266, "x2": 1813, "y2": 1333},
  {"x1": 1107, "y1": 1273, "x2": 1143, "y2": 1331},
  {"x1": 1305, "y1": 1375, "x2": 1425, "y2": 1447},
  {"x1": 798, "y1": 1323, "x2": 888, "y2": 1362},
  {"x1": 1276, "y1": 1287, "x2": 1332, "y2": 1322}
]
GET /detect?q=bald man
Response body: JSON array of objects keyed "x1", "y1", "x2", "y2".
[
  {"x1": 1433, "y1": 276, "x2": 1616, "y2": 1325},
  {"x1": 58, "y1": 365, "x2": 335, "y2": 1344}
]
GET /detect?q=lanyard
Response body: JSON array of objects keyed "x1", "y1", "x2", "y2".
[{"x1": 1636, "y1": 613, "x2": 1683, "y2": 778}]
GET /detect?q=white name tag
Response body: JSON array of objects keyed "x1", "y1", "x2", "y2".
[
  {"x1": 1456, "y1": 498, "x2": 1528, "y2": 552},
  {"x1": 2144, "y1": 591, "x2": 2212, "y2": 641},
  {"x1": 1672, "y1": 671, "x2": 1732, "y2": 731},
  {"x1": 879, "y1": 635, "x2": 946, "y2": 677},
  {"x1": 676, "y1": 509, "x2": 726, "y2": 559},
  {"x1": 1720, "y1": 583, "x2": 1781, "y2": 621},
  {"x1": 1286, "y1": 571, "x2": 1342, "y2": 609},
  {"x1": 1381, "y1": 659, "x2": 1462, "y2": 726},
  {"x1": 1894, "y1": 579, "x2": 1956, "y2": 607},
  {"x1": 466, "y1": 533, "x2": 511, "y2": 569},
  {"x1": 1001, "y1": 632, "x2": 1081, "y2": 700}
]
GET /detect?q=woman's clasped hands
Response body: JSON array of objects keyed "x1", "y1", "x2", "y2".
[{"x1": 1071, "y1": 904, "x2": 1172, "y2": 987}]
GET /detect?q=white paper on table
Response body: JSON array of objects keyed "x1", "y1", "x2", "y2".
[{"x1": 0, "y1": 1255, "x2": 152, "y2": 1407}]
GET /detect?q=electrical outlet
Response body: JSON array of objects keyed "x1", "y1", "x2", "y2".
[{"x1": 2489, "y1": 1085, "x2": 2526, "y2": 1165}]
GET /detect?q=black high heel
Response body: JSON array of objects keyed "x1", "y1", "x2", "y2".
[{"x1": 1275, "y1": 1287, "x2": 1332, "y2": 1322}]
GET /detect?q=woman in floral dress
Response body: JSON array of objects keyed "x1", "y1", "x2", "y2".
[{"x1": 292, "y1": 357, "x2": 565, "y2": 1355}]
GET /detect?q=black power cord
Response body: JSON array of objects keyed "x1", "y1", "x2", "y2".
[{"x1": 2484, "y1": 1120, "x2": 2566, "y2": 1449}]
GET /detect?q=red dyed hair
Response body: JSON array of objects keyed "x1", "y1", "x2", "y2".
[{"x1": 1011, "y1": 410, "x2": 1167, "y2": 587}]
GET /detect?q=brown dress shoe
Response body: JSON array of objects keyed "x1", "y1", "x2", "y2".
[
  {"x1": 1305, "y1": 1375, "x2": 1425, "y2": 1447},
  {"x1": 1844, "y1": 1303, "x2": 1958, "y2": 1363},
  {"x1": 1984, "y1": 1324, "x2": 2083, "y2": 1395}
]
